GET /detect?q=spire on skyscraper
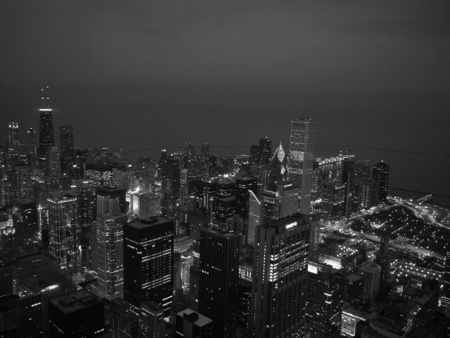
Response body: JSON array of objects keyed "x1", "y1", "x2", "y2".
[{"x1": 40, "y1": 85, "x2": 51, "y2": 109}]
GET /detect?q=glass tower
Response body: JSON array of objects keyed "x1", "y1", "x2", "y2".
[{"x1": 289, "y1": 118, "x2": 315, "y2": 215}]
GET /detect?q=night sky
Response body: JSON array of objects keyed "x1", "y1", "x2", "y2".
[{"x1": 1, "y1": 0, "x2": 449, "y2": 195}]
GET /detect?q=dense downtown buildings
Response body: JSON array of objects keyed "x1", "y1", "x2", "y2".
[{"x1": 0, "y1": 87, "x2": 449, "y2": 338}]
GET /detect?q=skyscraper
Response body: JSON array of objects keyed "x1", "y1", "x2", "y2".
[
  {"x1": 305, "y1": 260, "x2": 343, "y2": 337},
  {"x1": 38, "y1": 86, "x2": 55, "y2": 165},
  {"x1": 373, "y1": 161, "x2": 390, "y2": 204},
  {"x1": 94, "y1": 195, "x2": 126, "y2": 300},
  {"x1": 47, "y1": 146, "x2": 61, "y2": 176},
  {"x1": 59, "y1": 125, "x2": 75, "y2": 175},
  {"x1": 200, "y1": 142, "x2": 210, "y2": 181},
  {"x1": 26, "y1": 128, "x2": 37, "y2": 169},
  {"x1": 247, "y1": 190, "x2": 261, "y2": 247},
  {"x1": 47, "y1": 190, "x2": 79, "y2": 269},
  {"x1": 199, "y1": 227, "x2": 240, "y2": 338},
  {"x1": 8, "y1": 122, "x2": 20, "y2": 151},
  {"x1": 259, "y1": 137, "x2": 272, "y2": 166},
  {"x1": 123, "y1": 217, "x2": 174, "y2": 317},
  {"x1": 249, "y1": 213, "x2": 311, "y2": 337},
  {"x1": 289, "y1": 118, "x2": 315, "y2": 214}
]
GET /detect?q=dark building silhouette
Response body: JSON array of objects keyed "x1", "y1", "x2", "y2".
[
  {"x1": 38, "y1": 86, "x2": 55, "y2": 166},
  {"x1": 373, "y1": 161, "x2": 390, "y2": 204},
  {"x1": 258, "y1": 137, "x2": 272, "y2": 166},
  {"x1": 249, "y1": 144, "x2": 260, "y2": 167},
  {"x1": 123, "y1": 217, "x2": 174, "y2": 317},
  {"x1": 200, "y1": 142, "x2": 210, "y2": 181},
  {"x1": 48, "y1": 289, "x2": 105, "y2": 337},
  {"x1": 342, "y1": 157, "x2": 357, "y2": 217},
  {"x1": 199, "y1": 227, "x2": 240, "y2": 338},
  {"x1": 59, "y1": 125, "x2": 75, "y2": 175},
  {"x1": 176, "y1": 308, "x2": 213, "y2": 338}
]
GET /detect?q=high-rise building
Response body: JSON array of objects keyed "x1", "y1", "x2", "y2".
[
  {"x1": 160, "y1": 158, "x2": 180, "y2": 218},
  {"x1": 372, "y1": 161, "x2": 390, "y2": 204},
  {"x1": 59, "y1": 125, "x2": 75, "y2": 175},
  {"x1": 48, "y1": 289, "x2": 106, "y2": 337},
  {"x1": 199, "y1": 227, "x2": 240, "y2": 338},
  {"x1": 249, "y1": 213, "x2": 311, "y2": 337},
  {"x1": 38, "y1": 86, "x2": 55, "y2": 165},
  {"x1": 259, "y1": 137, "x2": 272, "y2": 166},
  {"x1": 200, "y1": 142, "x2": 210, "y2": 181},
  {"x1": 123, "y1": 217, "x2": 174, "y2": 317},
  {"x1": 342, "y1": 157, "x2": 356, "y2": 217},
  {"x1": 94, "y1": 195, "x2": 126, "y2": 300},
  {"x1": 359, "y1": 262, "x2": 381, "y2": 301},
  {"x1": 305, "y1": 261, "x2": 343, "y2": 337},
  {"x1": 48, "y1": 146, "x2": 61, "y2": 176},
  {"x1": 260, "y1": 182, "x2": 298, "y2": 225},
  {"x1": 77, "y1": 182, "x2": 96, "y2": 230},
  {"x1": 289, "y1": 118, "x2": 315, "y2": 214},
  {"x1": 265, "y1": 142, "x2": 288, "y2": 191},
  {"x1": 236, "y1": 177, "x2": 257, "y2": 239},
  {"x1": 249, "y1": 144, "x2": 260, "y2": 167},
  {"x1": 354, "y1": 159, "x2": 374, "y2": 209},
  {"x1": 8, "y1": 122, "x2": 20, "y2": 151},
  {"x1": 26, "y1": 127, "x2": 37, "y2": 169},
  {"x1": 47, "y1": 190, "x2": 79, "y2": 269},
  {"x1": 247, "y1": 190, "x2": 261, "y2": 246}
]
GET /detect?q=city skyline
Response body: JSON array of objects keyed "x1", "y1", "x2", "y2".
[{"x1": 1, "y1": 0, "x2": 449, "y2": 196}]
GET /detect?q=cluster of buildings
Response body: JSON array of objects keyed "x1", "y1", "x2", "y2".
[{"x1": 1, "y1": 88, "x2": 449, "y2": 338}]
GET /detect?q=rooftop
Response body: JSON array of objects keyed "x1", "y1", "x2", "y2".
[{"x1": 50, "y1": 289, "x2": 101, "y2": 314}]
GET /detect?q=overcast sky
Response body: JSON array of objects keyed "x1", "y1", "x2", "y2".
[{"x1": 1, "y1": 0, "x2": 449, "y2": 194}]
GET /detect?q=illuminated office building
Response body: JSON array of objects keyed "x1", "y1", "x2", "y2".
[
  {"x1": 289, "y1": 118, "x2": 315, "y2": 214},
  {"x1": 249, "y1": 213, "x2": 311, "y2": 337},
  {"x1": 123, "y1": 217, "x2": 174, "y2": 317},
  {"x1": 38, "y1": 86, "x2": 55, "y2": 164},
  {"x1": 47, "y1": 190, "x2": 79, "y2": 269},
  {"x1": 94, "y1": 195, "x2": 126, "y2": 300},
  {"x1": 77, "y1": 182, "x2": 96, "y2": 230},
  {"x1": 199, "y1": 227, "x2": 240, "y2": 338},
  {"x1": 260, "y1": 182, "x2": 298, "y2": 225},
  {"x1": 305, "y1": 261, "x2": 343, "y2": 338},
  {"x1": 59, "y1": 125, "x2": 75, "y2": 175}
]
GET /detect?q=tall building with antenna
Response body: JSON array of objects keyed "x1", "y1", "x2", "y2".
[
  {"x1": 289, "y1": 118, "x2": 315, "y2": 215},
  {"x1": 38, "y1": 85, "x2": 55, "y2": 165}
]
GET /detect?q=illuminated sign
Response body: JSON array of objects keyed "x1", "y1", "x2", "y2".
[
  {"x1": 307, "y1": 263, "x2": 318, "y2": 274},
  {"x1": 285, "y1": 222, "x2": 297, "y2": 229}
]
